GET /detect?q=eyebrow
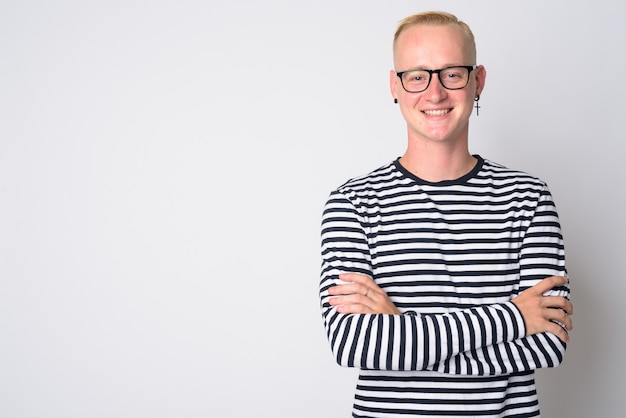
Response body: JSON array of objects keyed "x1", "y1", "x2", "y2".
[{"x1": 398, "y1": 63, "x2": 474, "y2": 73}]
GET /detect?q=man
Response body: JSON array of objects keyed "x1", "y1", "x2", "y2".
[{"x1": 319, "y1": 11, "x2": 573, "y2": 417}]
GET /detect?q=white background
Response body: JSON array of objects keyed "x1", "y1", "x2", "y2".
[{"x1": 1, "y1": 1, "x2": 624, "y2": 417}]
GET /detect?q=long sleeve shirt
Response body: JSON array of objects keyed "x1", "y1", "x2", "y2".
[{"x1": 319, "y1": 156, "x2": 569, "y2": 417}]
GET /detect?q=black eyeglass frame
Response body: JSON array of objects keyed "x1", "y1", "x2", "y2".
[{"x1": 395, "y1": 65, "x2": 476, "y2": 93}]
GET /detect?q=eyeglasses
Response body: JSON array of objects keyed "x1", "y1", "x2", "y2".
[{"x1": 396, "y1": 65, "x2": 475, "y2": 93}]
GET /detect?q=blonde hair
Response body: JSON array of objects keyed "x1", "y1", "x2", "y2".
[{"x1": 393, "y1": 11, "x2": 477, "y2": 62}]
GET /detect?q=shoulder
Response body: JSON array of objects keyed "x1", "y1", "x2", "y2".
[
  {"x1": 334, "y1": 160, "x2": 402, "y2": 194},
  {"x1": 478, "y1": 158, "x2": 548, "y2": 190},
  {"x1": 324, "y1": 160, "x2": 410, "y2": 211}
]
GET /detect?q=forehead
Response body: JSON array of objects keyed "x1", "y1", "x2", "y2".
[{"x1": 394, "y1": 24, "x2": 474, "y2": 68}]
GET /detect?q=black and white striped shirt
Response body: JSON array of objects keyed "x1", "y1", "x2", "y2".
[{"x1": 319, "y1": 156, "x2": 569, "y2": 417}]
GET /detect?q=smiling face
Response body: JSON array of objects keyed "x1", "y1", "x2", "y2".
[{"x1": 391, "y1": 24, "x2": 485, "y2": 146}]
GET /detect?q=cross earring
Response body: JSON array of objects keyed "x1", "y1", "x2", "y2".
[{"x1": 474, "y1": 95, "x2": 481, "y2": 116}]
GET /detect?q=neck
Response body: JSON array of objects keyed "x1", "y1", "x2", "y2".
[{"x1": 399, "y1": 137, "x2": 476, "y2": 182}]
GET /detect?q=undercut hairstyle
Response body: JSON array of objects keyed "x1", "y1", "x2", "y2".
[{"x1": 393, "y1": 11, "x2": 477, "y2": 63}]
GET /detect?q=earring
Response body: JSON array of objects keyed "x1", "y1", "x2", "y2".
[
  {"x1": 394, "y1": 98, "x2": 398, "y2": 104},
  {"x1": 474, "y1": 95, "x2": 481, "y2": 116}
]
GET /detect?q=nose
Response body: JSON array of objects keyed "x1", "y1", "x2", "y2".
[{"x1": 424, "y1": 72, "x2": 447, "y2": 101}]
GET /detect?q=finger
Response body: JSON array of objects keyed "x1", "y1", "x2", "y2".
[
  {"x1": 338, "y1": 273, "x2": 374, "y2": 285},
  {"x1": 544, "y1": 308, "x2": 573, "y2": 330},
  {"x1": 560, "y1": 315, "x2": 573, "y2": 331},
  {"x1": 331, "y1": 294, "x2": 377, "y2": 313},
  {"x1": 541, "y1": 304, "x2": 573, "y2": 331},
  {"x1": 328, "y1": 283, "x2": 369, "y2": 297},
  {"x1": 552, "y1": 308, "x2": 570, "y2": 324},
  {"x1": 328, "y1": 294, "x2": 354, "y2": 306},
  {"x1": 328, "y1": 283, "x2": 353, "y2": 296},
  {"x1": 529, "y1": 275, "x2": 568, "y2": 295},
  {"x1": 541, "y1": 296, "x2": 574, "y2": 315},
  {"x1": 337, "y1": 303, "x2": 373, "y2": 314},
  {"x1": 329, "y1": 293, "x2": 373, "y2": 307},
  {"x1": 328, "y1": 296, "x2": 344, "y2": 306},
  {"x1": 546, "y1": 321, "x2": 570, "y2": 343}
]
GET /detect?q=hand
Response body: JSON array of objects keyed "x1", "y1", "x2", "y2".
[
  {"x1": 328, "y1": 273, "x2": 401, "y2": 315},
  {"x1": 511, "y1": 276, "x2": 574, "y2": 343}
]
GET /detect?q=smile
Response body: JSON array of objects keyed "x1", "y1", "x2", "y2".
[{"x1": 423, "y1": 109, "x2": 450, "y2": 116}]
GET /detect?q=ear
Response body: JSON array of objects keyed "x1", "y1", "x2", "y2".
[
  {"x1": 474, "y1": 65, "x2": 487, "y2": 96},
  {"x1": 390, "y1": 69, "x2": 399, "y2": 101}
]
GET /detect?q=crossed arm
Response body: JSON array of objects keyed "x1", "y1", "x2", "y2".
[
  {"x1": 320, "y1": 186, "x2": 573, "y2": 375},
  {"x1": 328, "y1": 272, "x2": 573, "y2": 343},
  {"x1": 321, "y1": 273, "x2": 573, "y2": 374}
]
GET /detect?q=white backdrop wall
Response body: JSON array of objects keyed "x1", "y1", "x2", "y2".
[{"x1": 1, "y1": 1, "x2": 624, "y2": 417}]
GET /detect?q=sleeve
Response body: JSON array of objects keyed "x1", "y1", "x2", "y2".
[
  {"x1": 478, "y1": 183, "x2": 569, "y2": 374},
  {"x1": 319, "y1": 185, "x2": 570, "y2": 376}
]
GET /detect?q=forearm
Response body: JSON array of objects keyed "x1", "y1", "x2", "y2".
[
  {"x1": 429, "y1": 329, "x2": 567, "y2": 376},
  {"x1": 322, "y1": 305, "x2": 565, "y2": 376},
  {"x1": 321, "y1": 275, "x2": 526, "y2": 371},
  {"x1": 321, "y1": 271, "x2": 569, "y2": 375}
]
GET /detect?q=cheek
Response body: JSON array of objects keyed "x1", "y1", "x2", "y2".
[
  {"x1": 398, "y1": 93, "x2": 421, "y2": 107},
  {"x1": 454, "y1": 90, "x2": 476, "y2": 110},
  {"x1": 397, "y1": 101, "x2": 427, "y2": 127}
]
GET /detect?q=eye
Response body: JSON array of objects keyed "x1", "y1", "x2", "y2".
[
  {"x1": 402, "y1": 71, "x2": 428, "y2": 83},
  {"x1": 444, "y1": 71, "x2": 463, "y2": 79}
]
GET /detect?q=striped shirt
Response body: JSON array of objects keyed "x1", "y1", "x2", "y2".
[{"x1": 319, "y1": 156, "x2": 569, "y2": 417}]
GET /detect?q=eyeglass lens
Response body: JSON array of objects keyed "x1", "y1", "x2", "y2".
[{"x1": 401, "y1": 67, "x2": 470, "y2": 92}]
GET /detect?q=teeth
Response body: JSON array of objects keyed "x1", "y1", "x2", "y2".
[{"x1": 424, "y1": 109, "x2": 450, "y2": 116}]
